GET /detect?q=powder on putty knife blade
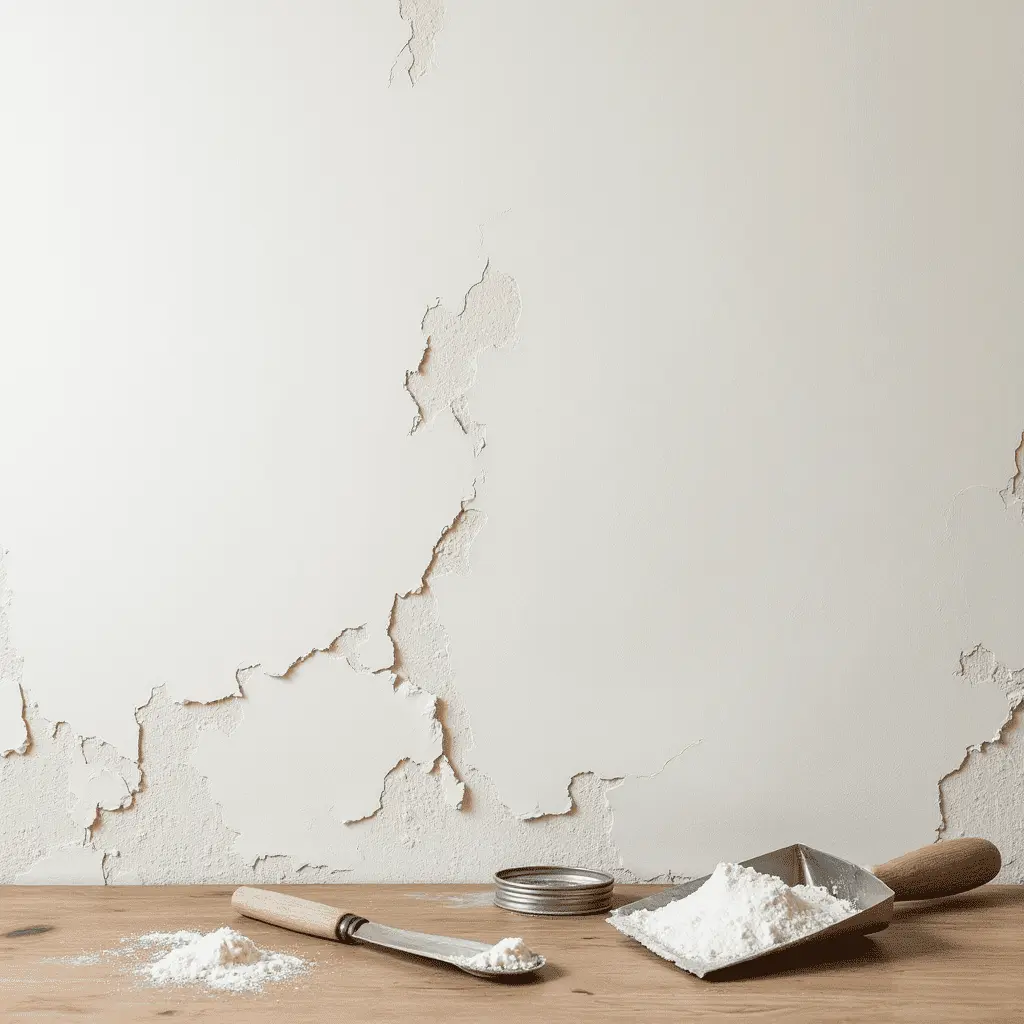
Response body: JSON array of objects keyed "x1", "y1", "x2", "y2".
[
  {"x1": 458, "y1": 937, "x2": 542, "y2": 971},
  {"x1": 610, "y1": 862, "x2": 856, "y2": 973}
]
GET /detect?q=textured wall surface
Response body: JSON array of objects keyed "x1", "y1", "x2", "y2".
[{"x1": 1, "y1": 1, "x2": 1022, "y2": 885}]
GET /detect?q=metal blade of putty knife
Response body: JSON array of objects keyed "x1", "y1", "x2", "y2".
[{"x1": 609, "y1": 837, "x2": 1000, "y2": 978}]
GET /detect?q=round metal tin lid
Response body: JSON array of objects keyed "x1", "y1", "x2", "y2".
[
  {"x1": 494, "y1": 866, "x2": 614, "y2": 892},
  {"x1": 493, "y1": 866, "x2": 615, "y2": 914}
]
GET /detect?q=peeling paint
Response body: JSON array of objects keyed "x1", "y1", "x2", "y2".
[
  {"x1": 67, "y1": 742, "x2": 134, "y2": 829},
  {"x1": 999, "y1": 431, "x2": 1024, "y2": 513},
  {"x1": 0, "y1": 708, "x2": 89, "y2": 881},
  {"x1": 438, "y1": 755, "x2": 465, "y2": 809},
  {"x1": 405, "y1": 264, "x2": 521, "y2": 445},
  {"x1": 940, "y1": 646, "x2": 1024, "y2": 881},
  {"x1": 0, "y1": 2, "x2": 1022, "y2": 887}
]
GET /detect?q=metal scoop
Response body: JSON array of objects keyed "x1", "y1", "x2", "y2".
[
  {"x1": 609, "y1": 837, "x2": 1000, "y2": 978},
  {"x1": 232, "y1": 886, "x2": 546, "y2": 979}
]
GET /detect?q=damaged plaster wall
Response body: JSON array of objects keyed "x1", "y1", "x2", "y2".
[{"x1": 1, "y1": 1, "x2": 1024, "y2": 885}]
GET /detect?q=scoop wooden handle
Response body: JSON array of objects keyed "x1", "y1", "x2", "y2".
[
  {"x1": 869, "y1": 838, "x2": 1001, "y2": 901},
  {"x1": 232, "y1": 886, "x2": 358, "y2": 941}
]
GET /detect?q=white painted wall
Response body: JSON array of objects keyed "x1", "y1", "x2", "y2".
[{"x1": 0, "y1": 1, "x2": 1022, "y2": 884}]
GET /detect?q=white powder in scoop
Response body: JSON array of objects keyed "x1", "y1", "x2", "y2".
[
  {"x1": 138, "y1": 928, "x2": 308, "y2": 993},
  {"x1": 611, "y1": 862, "x2": 856, "y2": 972},
  {"x1": 458, "y1": 937, "x2": 542, "y2": 971}
]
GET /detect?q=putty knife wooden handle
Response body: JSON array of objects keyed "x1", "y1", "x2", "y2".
[
  {"x1": 232, "y1": 886, "x2": 357, "y2": 940},
  {"x1": 869, "y1": 837, "x2": 1001, "y2": 900}
]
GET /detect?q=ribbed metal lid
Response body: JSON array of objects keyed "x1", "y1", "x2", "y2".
[{"x1": 494, "y1": 866, "x2": 614, "y2": 916}]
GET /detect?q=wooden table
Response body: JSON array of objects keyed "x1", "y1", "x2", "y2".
[{"x1": 1, "y1": 884, "x2": 1021, "y2": 1021}]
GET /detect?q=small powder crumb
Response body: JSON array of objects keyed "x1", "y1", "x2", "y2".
[
  {"x1": 43, "y1": 952, "x2": 103, "y2": 965},
  {"x1": 408, "y1": 890, "x2": 495, "y2": 909},
  {"x1": 610, "y1": 862, "x2": 857, "y2": 974},
  {"x1": 458, "y1": 936, "x2": 542, "y2": 972},
  {"x1": 138, "y1": 927, "x2": 308, "y2": 992}
]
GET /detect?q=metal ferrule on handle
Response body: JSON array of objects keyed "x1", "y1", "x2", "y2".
[{"x1": 337, "y1": 913, "x2": 368, "y2": 942}]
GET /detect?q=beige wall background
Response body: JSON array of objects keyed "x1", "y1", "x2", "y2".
[{"x1": 0, "y1": 0, "x2": 1022, "y2": 884}]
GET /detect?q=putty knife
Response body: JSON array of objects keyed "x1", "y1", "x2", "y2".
[
  {"x1": 609, "y1": 837, "x2": 1000, "y2": 977},
  {"x1": 232, "y1": 887, "x2": 547, "y2": 979}
]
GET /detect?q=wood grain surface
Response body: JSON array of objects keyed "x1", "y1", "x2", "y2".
[{"x1": 1, "y1": 884, "x2": 1021, "y2": 1022}]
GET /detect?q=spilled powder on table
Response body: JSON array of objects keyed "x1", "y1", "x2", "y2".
[
  {"x1": 139, "y1": 927, "x2": 307, "y2": 992},
  {"x1": 45, "y1": 926, "x2": 309, "y2": 993}
]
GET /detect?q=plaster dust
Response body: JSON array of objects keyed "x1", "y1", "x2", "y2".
[
  {"x1": 0, "y1": 0, "x2": 1022, "y2": 888},
  {"x1": 610, "y1": 862, "x2": 856, "y2": 973}
]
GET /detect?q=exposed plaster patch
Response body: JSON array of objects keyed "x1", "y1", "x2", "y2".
[
  {"x1": 428, "y1": 509, "x2": 487, "y2": 580},
  {"x1": 94, "y1": 689, "x2": 317, "y2": 884},
  {"x1": 938, "y1": 645, "x2": 1024, "y2": 880},
  {"x1": 391, "y1": 0, "x2": 445, "y2": 86},
  {"x1": 999, "y1": 431, "x2": 1024, "y2": 513},
  {"x1": 937, "y1": 438, "x2": 1024, "y2": 879},
  {"x1": 405, "y1": 264, "x2": 521, "y2": 446},
  {"x1": 13, "y1": 844, "x2": 105, "y2": 884},
  {"x1": 90, "y1": 670, "x2": 634, "y2": 883},
  {"x1": 438, "y1": 755, "x2": 465, "y2": 809},
  {"x1": 68, "y1": 745, "x2": 133, "y2": 829},
  {"x1": 0, "y1": 706, "x2": 88, "y2": 882},
  {"x1": 956, "y1": 644, "x2": 1024, "y2": 706},
  {"x1": 333, "y1": 625, "x2": 385, "y2": 675},
  {"x1": 345, "y1": 760, "x2": 633, "y2": 881}
]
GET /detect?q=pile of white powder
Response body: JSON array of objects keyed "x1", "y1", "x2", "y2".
[
  {"x1": 137, "y1": 928, "x2": 308, "y2": 992},
  {"x1": 458, "y1": 937, "x2": 542, "y2": 972},
  {"x1": 47, "y1": 927, "x2": 308, "y2": 994},
  {"x1": 610, "y1": 862, "x2": 856, "y2": 974}
]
